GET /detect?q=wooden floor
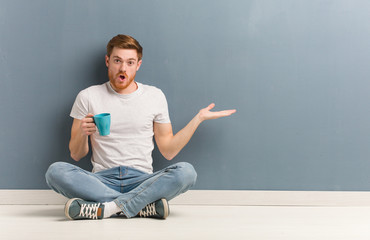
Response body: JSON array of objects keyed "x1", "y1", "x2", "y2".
[{"x1": 2, "y1": 204, "x2": 370, "y2": 239}]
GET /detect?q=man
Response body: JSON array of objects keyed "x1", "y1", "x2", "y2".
[{"x1": 45, "y1": 34, "x2": 236, "y2": 220}]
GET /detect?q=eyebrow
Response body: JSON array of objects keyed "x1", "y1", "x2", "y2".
[{"x1": 112, "y1": 56, "x2": 137, "y2": 61}]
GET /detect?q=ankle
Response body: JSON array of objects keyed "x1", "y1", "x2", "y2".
[{"x1": 103, "y1": 201, "x2": 122, "y2": 218}]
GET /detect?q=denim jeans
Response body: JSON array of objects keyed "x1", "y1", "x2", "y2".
[{"x1": 45, "y1": 161, "x2": 197, "y2": 218}]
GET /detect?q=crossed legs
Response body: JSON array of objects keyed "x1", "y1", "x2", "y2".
[{"x1": 45, "y1": 161, "x2": 197, "y2": 218}]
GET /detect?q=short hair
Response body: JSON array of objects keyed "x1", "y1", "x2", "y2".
[{"x1": 106, "y1": 34, "x2": 143, "y2": 60}]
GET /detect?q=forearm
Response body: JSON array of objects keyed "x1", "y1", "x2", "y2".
[
  {"x1": 163, "y1": 113, "x2": 203, "y2": 160},
  {"x1": 69, "y1": 132, "x2": 89, "y2": 161}
]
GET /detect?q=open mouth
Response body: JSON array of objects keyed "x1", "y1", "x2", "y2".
[{"x1": 119, "y1": 74, "x2": 126, "y2": 81}]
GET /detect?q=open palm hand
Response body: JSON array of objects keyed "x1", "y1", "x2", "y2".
[{"x1": 198, "y1": 103, "x2": 236, "y2": 122}]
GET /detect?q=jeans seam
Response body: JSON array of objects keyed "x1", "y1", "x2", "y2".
[
  {"x1": 116, "y1": 170, "x2": 168, "y2": 218},
  {"x1": 114, "y1": 199, "x2": 130, "y2": 217}
]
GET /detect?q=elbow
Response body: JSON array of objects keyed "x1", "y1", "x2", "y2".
[
  {"x1": 70, "y1": 150, "x2": 89, "y2": 161},
  {"x1": 70, "y1": 153, "x2": 82, "y2": 162},
  {"x1": 163, "y1": 152, "x2": 177, "y2": 161},
  {"x1": 165, "y1": 155, "x2": 174, "y2": 161},
  {"x1": 69, "y1": 146, "x2": 82, "y2": 161},
  {"x1": 158, "y1": 144, "x2": 178, "y2": 160},
  {"x1": 69, "y1": 142, "x2": 88, "y2": 162},
  {"x1": 69, "y1": 147, "x2": 86, "y2": 162}
]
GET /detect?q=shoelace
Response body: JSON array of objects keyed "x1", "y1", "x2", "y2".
[
  {"x1": 79, "y1": 203, "x2": 101, "y2": 219},
  {"x1": 139, "y1": 203, "x2": 156, "y2": 217}
]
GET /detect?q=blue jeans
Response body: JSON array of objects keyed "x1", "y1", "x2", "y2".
[{"x1": 45, "y1": 161, "x2": 197, "y2": 218}]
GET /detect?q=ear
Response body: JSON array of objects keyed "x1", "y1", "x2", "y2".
[
  {"x1": 136, "y1": 59, "x2": 142, "y2": 71},
  {"x1": 105, "y1": 55, "x2": 109, "y2": 67}
]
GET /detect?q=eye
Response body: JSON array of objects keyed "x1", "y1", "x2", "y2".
[
  {"x1": 127, "y1": 61, "x2": 135, "y2": 66},
  {"x1": 114, "y1": 59, "x2": 121, "y2": 63}
]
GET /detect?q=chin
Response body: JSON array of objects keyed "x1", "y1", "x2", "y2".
[
  {"x1": 110, "y1": 78, "x2": 134, "y2": 92},
  {"x1": 113, "y1": 82, "x2": 128, "y2": 90}
]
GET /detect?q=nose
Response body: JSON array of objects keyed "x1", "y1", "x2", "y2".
[{"x1": 120, "y1": 62, "x2": 127, "y2": 72}]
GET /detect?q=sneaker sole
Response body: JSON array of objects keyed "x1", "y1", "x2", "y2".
[
  {"x1": 64, "y1": 198, "x2": 82, "y2": 220},
  {"x1": 161, "y1": 198, "x2": 169, "y2": 219}
]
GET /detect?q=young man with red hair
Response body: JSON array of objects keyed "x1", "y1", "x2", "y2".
[{"x1": 46, "y1": 34, "x2": 236, "y2": 220}]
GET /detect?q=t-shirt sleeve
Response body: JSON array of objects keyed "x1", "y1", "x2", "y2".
[
  {"x1": 154, "y1": 90, "x2": 171, "y2": 123},
  {"x1": 70, "y1": 89, "x2": 89, "y2": 120}
]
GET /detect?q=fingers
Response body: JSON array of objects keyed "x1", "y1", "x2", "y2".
[
  {"x1": 84, "y1": 114, "x2": 95, "y2": 123},
  {"x1": 205, "y1": 103, "x2": 236, "y2": 116},
  {"x1": 199, "y1": 104, "x2": 236, "y2": 121},
  {"x1": 210, "y1": 109, "x2": 236, "y2": 119},
  {"x1": 80, "y1": 113, "x2": 96, "y2": 135},
  {"x1": 220, "y1": 109, "x2": 237, "y2": 116},
  {"x1": 206, "y1": 103, "x2": 215, "y2": 111}
]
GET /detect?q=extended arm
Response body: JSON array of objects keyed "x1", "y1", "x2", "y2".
[{"x1": 154, "y1": 103, "x2": 236, "y2": 160}]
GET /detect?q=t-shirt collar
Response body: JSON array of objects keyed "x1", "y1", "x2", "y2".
[{"x1": 107, "y1": 81, "x2": 143, "y2": 99}]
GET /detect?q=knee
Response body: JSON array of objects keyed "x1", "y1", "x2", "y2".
[
  {"x1": 45, "y1": 162, "x2": 72, "y2": 187},
  {"x1": 173, "y1": 162, "x2": 197, "y2": 188}
]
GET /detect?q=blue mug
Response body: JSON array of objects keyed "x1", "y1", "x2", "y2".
[{"x1": 93, "y1": 113, "x2": 111, "y2": 136}]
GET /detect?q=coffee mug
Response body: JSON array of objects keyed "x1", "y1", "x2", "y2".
[{"x1": 93, "y1": 113, "x2": 111, "y2": 136}]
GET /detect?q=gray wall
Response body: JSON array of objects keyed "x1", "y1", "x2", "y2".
[{"x1": 1, "y1": 0, "x2": 370, "y2": 190}]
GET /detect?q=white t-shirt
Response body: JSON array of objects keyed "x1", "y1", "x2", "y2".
[{"x1": 70, "y1": 81, "x2": 171, "y2": 173}]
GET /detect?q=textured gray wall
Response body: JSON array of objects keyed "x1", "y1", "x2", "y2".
[{"x1": 1, "y1": 0, "x2": 370, "y2": 190}]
